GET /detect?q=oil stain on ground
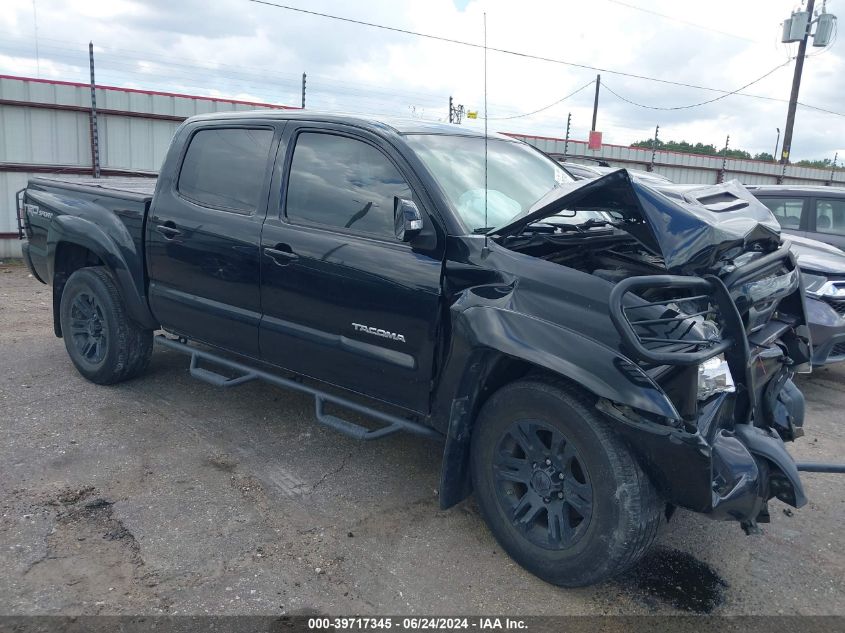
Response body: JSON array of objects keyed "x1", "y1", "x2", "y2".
[{"x1": 616, "y1": 547, "x2": 729, "y2": 613}]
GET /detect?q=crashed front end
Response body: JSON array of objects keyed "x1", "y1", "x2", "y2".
[
  {"x1": 601, "y1": 248, "x2": 811, "y2": 530},
  {"x1": 496, "y1": 171, "x2": 813, "y2": 530}
]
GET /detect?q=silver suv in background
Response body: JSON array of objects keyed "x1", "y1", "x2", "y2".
[
  {"x1": 787, "y1": 236, "x2": 845, "y2": 365},
  {"x1": 748, "y1": 185, "x2": 845, "y2": 251},
  {"x1": 746, "y1": 186, "x2": 845, "y2": 366}
]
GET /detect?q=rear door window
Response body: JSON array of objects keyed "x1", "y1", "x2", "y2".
[
  {"x1": 815, "y1": 199, "x2": 845, "y2": 235},
  {"x1": 178, "y1": 128, "x2": 275, "y2": 214},
  {"x1": 758, "y1": 197, "x2": 805, "y2": 230}
]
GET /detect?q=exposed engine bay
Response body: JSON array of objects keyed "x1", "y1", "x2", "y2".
[{"x1": 505, "y1": 230, "x2": 667, "y2": 283}]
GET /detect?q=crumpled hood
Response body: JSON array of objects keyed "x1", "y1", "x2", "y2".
[
  {"x1": 490, "y1": 169, "x2": 782, "y2": 273},
  {"x1": 786, "y1": 233, "x2": 845, "y2": 274}
]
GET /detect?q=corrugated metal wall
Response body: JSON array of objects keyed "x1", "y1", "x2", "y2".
[
  {"x1": 3, "y1": 74, "x2": 844, "y2": 257},
  {"x1": 510, "y1": 135, "x2": 845, "y2": 188},
  {"x1": 0, "y1": 74, "x2": 295, "y2": 257}
]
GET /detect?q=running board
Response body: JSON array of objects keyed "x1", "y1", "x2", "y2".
[
  {"x1": 155, "y1": 335, "x2": 442, "y2": 442},
  {"x1": 189, "y1": 353, "x2": 258, "y2": 388},
  {"x1": 795, "y1": 462, "x2": 845, "y2": 474}
]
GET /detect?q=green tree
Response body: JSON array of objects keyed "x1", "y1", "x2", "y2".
[
  {"x1": 631, "y1": 138, "x2": 836, "y2": 166},
  {"x1": 795, "y1": 158, "x2": 833, "y2": 169},
  {"x1": 630, "y1": 139, "x2": 723, "y2": 156}
]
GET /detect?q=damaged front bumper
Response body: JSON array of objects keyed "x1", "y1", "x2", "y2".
[
  {"x1": 598, "y1": 382, "x2": 807, "y2": 528},
  {"x1": 602, "y1": 246, "x2": 812, "y2": 529}
]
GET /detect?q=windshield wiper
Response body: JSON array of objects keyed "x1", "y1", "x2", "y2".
[
  {"x1": 577, "y1": 218, "x2": 616, "y2": 230},
  {"x1": 538, "y1": 218, "x2": 616, "y2": 232},
  {"x1": 473, "y1": 226, "x2": 499, "y2": 234}
]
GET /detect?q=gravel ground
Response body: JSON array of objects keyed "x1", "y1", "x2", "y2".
[{"x1": 0, "y1": 260, "x2": 843, "y2": 616}]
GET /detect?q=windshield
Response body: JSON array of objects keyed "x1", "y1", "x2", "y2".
[{"x1": 404, "y1": 134, "x2": 574, "y2": 232}]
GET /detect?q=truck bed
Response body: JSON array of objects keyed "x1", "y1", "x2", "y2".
[{"x1": 22, "y1": 175, "x2": 158, "y2": 293}]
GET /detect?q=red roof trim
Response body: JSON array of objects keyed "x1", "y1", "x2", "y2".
[
  {"x1": 503, "y1": 132, "x2": 634, "y2": 151},
  {"x1": 0, "y1": 74, "x2": 300, "y2": 110}
]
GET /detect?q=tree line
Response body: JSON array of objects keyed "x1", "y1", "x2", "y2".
[{"x1": 630, "y1": 138, "x2": 840, "y2": 169}]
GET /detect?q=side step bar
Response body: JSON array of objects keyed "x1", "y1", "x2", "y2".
[
  {"x1": 155, "y1": 335, "x2": 442, "y2": 442},
  {"x1": 796, "y1": 462, "x2": 845, "y2": 473}
]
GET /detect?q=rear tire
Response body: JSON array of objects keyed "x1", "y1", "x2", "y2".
[
  {"x1": 470, "y1": 378, "x2": 663, "y2": 587},
  {"x1": 59, "y1": 266, "x2": 153, "y2": 385}
]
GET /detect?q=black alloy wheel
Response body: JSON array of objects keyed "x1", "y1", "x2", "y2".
[
  {"x1": 59, "y1": 267, "x2": 153, "y2": 385},
  {"x1": 493, "y1": 420, "x2": 593, "y2": 550},
  {"x1": 470, "y1": 378, "x2": 664, "y2": 586},
  {"x1": 67, "y1": 290, "x2": 109, "y2": 365}
]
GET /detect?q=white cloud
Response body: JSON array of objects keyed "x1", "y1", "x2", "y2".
[{"x1": 1, "y1": 0, "x2": 842, "y2": 160}]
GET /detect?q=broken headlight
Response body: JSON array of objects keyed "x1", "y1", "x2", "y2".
[{"x1": 698, "y1": 354, "x2": 735, "y2": 401}]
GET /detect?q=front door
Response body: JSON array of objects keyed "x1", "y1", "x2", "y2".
[
  {"x1": 259, "y1": 124, "x2": 444, "y2": 413},
  {"x1": 147, "y1": 123, "x2": 278, "y2": 357}
]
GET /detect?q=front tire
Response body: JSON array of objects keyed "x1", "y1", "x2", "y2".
[
  {"x1": 470, "y1": 378, "x2": 663, "y2": 587},
  {"x1": 59, "y1": 266, "x2": 153, "y2": 385}
]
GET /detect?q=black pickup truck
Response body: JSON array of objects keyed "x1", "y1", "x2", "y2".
[{"x1": 18, "y1": 112, "x2": 813, "y2": 587}]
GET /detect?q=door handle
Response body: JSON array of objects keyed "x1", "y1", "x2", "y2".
[
  {"x1": 156, "y1": 224, "x2": 181, "y2": 239},
  {"x1": 264, "y1": 246, "x2": 299, "y2": 265}
]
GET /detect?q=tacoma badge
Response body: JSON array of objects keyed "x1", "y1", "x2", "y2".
[{"x1": 352, "y1": 323, "x2": 406, "y2": 343}]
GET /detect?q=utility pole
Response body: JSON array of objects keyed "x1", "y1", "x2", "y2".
[
  {"x1": 780, "y1": 0, "x2": 815, "y2": 164},
  {"x1": 774, "y1": 128, "x2": 781, "y2": 163},
  {"x1": 32, "y1": 0, "x2": 41, "y2": 77},
  {"x1": 563, "y1": 112, "x2": 571, "y2": 159},
  {"x1": 718, "y1": 135, "x2": 730, "y2": 184},
  {"x1": 88, "y1": 41, "x2": 100, "y2": 179},
  {"x1": 301, "y1": 73, "x2": 306, "y2": 109},
  {"x1": 829, "y1": 152, "x2": 839, "y2": 186},
  {"x1": 591, "y1": 74, "x2": 601, "y2": 131},
  {"x1": 649, "y1": 124, "x2": 660, "y2": 172},
  {"x1": 448, "y1": 96, "x2": 464, "y2": 124}
]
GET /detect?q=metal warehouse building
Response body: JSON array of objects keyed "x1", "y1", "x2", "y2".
[
  {"x1": 2, "y1": 73, "x2": 843, "y2": 258},
  {"x1": 507, "y1": 134, "x2": 845, "y2": 188},
  {"x1": 0, "y1": 74, "x2": 296, "y2": 258}
]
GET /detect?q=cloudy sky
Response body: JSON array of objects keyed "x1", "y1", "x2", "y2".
[{"x1": 1, "y1": 0, "x2": 843, "y2": 160}]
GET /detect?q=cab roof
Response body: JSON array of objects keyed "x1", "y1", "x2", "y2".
[{"x1": 185, "y1": 110, "x2": 513, "y2": 139}]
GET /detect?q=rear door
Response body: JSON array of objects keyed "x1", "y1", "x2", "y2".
[
  {"x1": 147, "y1": 122, "x2": 279, "y2": 357},
  {"x1": 810, "y1": 196, "x2": 845, "y2": 250},
  {"x1": 259, "y1": 123, "x2": 444, "y2": 413}
]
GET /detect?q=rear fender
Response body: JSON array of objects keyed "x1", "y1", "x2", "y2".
[{"x1": 48, "y1": 213, "x2": 157, "y2": 331}]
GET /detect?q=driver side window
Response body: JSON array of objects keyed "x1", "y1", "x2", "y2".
[{"x1": 285, "y1": 132, "x2": 413, "y2": 238}]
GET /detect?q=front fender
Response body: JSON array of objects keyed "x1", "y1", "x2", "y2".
[
  {"x1": 461, "y1": 306, "x2": 679, "y2": 419},
  {"x1": 435, "y1": 305, "x2": 679, "y2": 509}
]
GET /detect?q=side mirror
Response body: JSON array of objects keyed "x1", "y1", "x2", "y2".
[{"x1": 394, "y1": 197, "x2": 423, "y2": 242}]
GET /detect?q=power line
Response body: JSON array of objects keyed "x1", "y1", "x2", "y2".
[
  {"x1": 484, "y1": 80, "x2": 595, "y2": 120},
  {"x1": 0, "y1": 36, "x2": 449, "y2": 106},
  {"x1": 601, "y1": 60, "x2": 792, "y2": 111},
  {"x1": 797, "y1": 101, "x2": 845, "y2": 117},
  {"x1": 243, "y1": 0, "x2": 821, "y2": 108},
  {"x1": 603, "y1": 0, "x2": 761, "y2": 43},
  {"x1": 5, "y1": 4, "x2": 844, "y2": 122}
]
